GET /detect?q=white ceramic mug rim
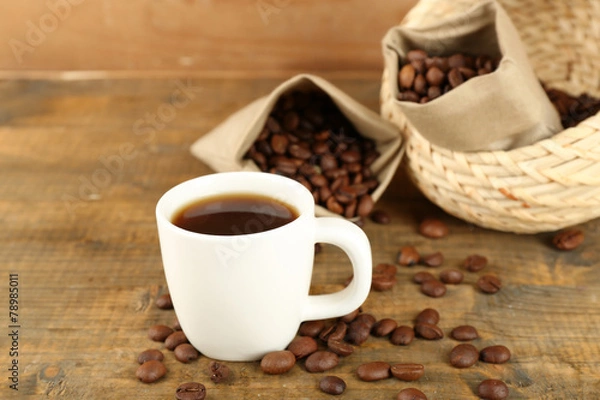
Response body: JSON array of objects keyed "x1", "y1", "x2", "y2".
[{"x1": 156, "y1": 171, "x2": 316, "y2": 241}]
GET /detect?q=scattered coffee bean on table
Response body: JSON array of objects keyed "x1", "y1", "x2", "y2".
[
  {"x1": 449, "y1": 343, "x2": 479, "y2": 368},
  {"x1": 175, "y1": 382, "x2": 206, "y2": 400},
  {"x1": 477, "y1": 275, "x2": 502, "y2": 294},
  {"x1": 552, "y1": 228, "x2": 584, "y2": 251},
  {"x1": 372, "y1": 318, "x2": 398, "y2": 337},
  {"x1": 371, "y1": 263, "x2": 397, "y2": 292},
  {"x1": 477, "y1": 379, "x2": 509, "y2": 400},
  {"x1": 420, "y1": 279, "x2": 447, "y2": 298},
  {"x1": 319, "y1": 376, "x2": 346, "y2": 395},
  {"x1": 165, "y1": 330, "x2": 189, "y2": 350},
  {"x1": 260, "y1": 350, "x2": 296, "y2": 375},
  {"x1": 209, "y1": 361, "x2": 231, "y2": 383},
  {"x1": 327, "y1": 338, "x2": 354, "y2": 356},
  {"x1": 155, "y1": 293, "x2": 173, "y2": 309},
  {"x1": 480, "y1": 345, "x2": 511, "y2": 364},
  {"x1": 305, "y1": 351, "x2": 339, "y2": 373},
  {"x1": 356, "y1": 361, "x2": 391, "y2": 382},
  {"x1": 390, "y1": 363, "x2": 425, "y2": 381},
  {"x1": 298, "y1": 320, "x2": 325, "y2": 337},
  {"x1": 148, "y1": 324, "x2": 174, "y2": 342},
  {"x1": 440, "y1": 269, "x2": 464, "y2": 284},
  {"x1": 463, "y1": 254, "x2": 488, "y2": 272},
  {"x1": 390, "y1": 325, "x2": 415, "y2": 346},
  {"x1": 397, "y1": 387, "x2": 428, "y2": 400},
  {"x1": 136, "y1": 360, "x2": 167, "y2": 383},
  {"x1": 450, "y1": 325, "x2": 479, "y2": 341},
  {"x1": 137, "y1": 349, "x2": 164, "y2": 364},
  {"x1": 244, "y1": 90, "x2": 381, "y2": 218},
  {"x1": 287, "y1": 336, "x2": 318, "y2": 359},
  {"x1": 415, "y1": 323, "x2": 444, "y2": 340},
  {"x1": 397, "y1": 246, "x2": 420, "y2": 266},
  {"x1": 340, "y1": 308, "x2": 360, "y2": 323},
  {"x1": 415, "y1": 308, "x2": 440, "y2": 325},
  {"x1": 413, "y1": 271, "x2": 436, "y2": 284},
  {"x1": 370, "y1": 210, "x2": 391, "y2": 224},
  {"x1": 174, "y1": 343, "x2": 199, "y2": 363},
  {"x1": 420, "y1": 251, "x2": 444, "y2": 267},
  {"x1": 418, "y1": 218, "x2": 449, "y2": 238}
]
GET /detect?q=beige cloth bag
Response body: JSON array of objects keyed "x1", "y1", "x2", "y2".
[
  {"x1": 381, "y1": 0, "x2": 562, "y2": 151},
  {"x1": 191, "y1": 74, "x2": 403, "y2": 217}
]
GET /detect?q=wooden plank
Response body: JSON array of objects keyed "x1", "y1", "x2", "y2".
[
  {"x1": 0, "y1": 78, "x2": 599, "y2": 399},
  {"x1": 0, "y1": 0, "x2": 417, "y2": 73}
]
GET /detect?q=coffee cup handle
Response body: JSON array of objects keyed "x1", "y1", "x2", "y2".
[{"x1": 302, "y1": 217, "x2": 372, "y2": 321}]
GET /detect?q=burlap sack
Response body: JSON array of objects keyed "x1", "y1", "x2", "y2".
[
  {"x1": 191, "y1": 74, "x2": 403, "y2": 218},
  {"x1": 381, "y1": 0, "x2": 562, "y2": 151}
]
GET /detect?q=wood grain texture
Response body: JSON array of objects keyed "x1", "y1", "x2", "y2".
[
  {"x1": 0, "y1": 0, "x2": 417, "y2": 74},
  {"x1": 1, "y1": 78, "x2": 599, "y2": 399}
]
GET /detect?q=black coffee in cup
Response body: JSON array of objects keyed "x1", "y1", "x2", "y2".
[{"x1": 172, "y1": 194, "x2": 299, "y2": 235}]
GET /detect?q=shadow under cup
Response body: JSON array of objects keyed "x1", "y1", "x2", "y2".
[{"x1": 157, "y1": 171, "x2": 372, "y2": 361}]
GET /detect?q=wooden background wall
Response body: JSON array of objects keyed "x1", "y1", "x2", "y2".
[{"x1": 0, "y1": 0, "x2": 417, "y2": 77}]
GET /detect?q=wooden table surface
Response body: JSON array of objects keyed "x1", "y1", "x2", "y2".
[{"x1": 1, "y1": 77, "x2": 599, "y2": 399}]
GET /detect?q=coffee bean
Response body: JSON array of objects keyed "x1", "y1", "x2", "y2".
[
  {"x1": 356, "y1": 361, "x2": 391, "y2": 381},
  {"x1": 450, "y1": 325, "x2": 479, "y2": 341},
  {"x1": 418, "y1": 218, "x2": 449, "y2": 238},
  {"x1": 165, "y1": 330, "x2": 188, "y2": 350},
  {"x1": 329, "y1": 321, "x2": 348, "y2": 342},
  {"x1": 397, "y1": 388, "x2": 428, "y2": 400},
  {"x1": 209, "y1": 361, "x2": 231, "y2": 383},
  {"x1": 370, "y1": 210, "x2": 391, "y2": 224},
  {"x1": 413, "y1": 271, "x2": 436, "y2": 284},
  {"x1": 372, "y1": 318, "x2": 398, "y2": 337},
  {"x1": 415, "y1": 308, "x2": 440, "y2": 325},
  {"x1": 270, "y1": 134, "x2": 288, "y2": 155},
  {"x1": 440, "y1": 269, "x2": 464, "y2": 284},
  {"x1": 407, "y1": 49, "x2": 428, "y2": 62},
  {"x1": 415, "y1": 323, "x2": 444, "y2": 340},
  {"x1": 155, "y1": 293, "x2": 173, "y2": 309},
  {"x1": 319, "y1": 376, "x2": 346, "y2": 395},
  {"x1": 420, "y1": 279, "x2": 447, "y2": 298},
  {"x1": 425, "y1": 66, "x2": 445, "y2": 87},
  {"x1": 552, "y1": 229, "x2": 584, "y2": 250},
  {"x1": 174, "y1": 343, "x2": 199, "y2": 363},
  {"x1": 448, "y1": 68, "x2": 464, "y2": 88},
  {"x1": 449, "y1": 343, "x2": 479, "y2": 368},
  {"x1": 175, "y1": 382, "x2": 206, "y2": 400},
  {"x1": 326, "y1": 196, "x2": 344, "y2": 214},
  {"x1": 340, "y1": 308, "x2": 360, "y2": 323},
  {"x1": 463, "y1": 254, "x2": 488, "y2": 272},
  {"x1": 477, "y1": 379, "x2": 509, "y2": 400},
  {"x1": 397, "y1": 246, "x2": 420, "y2": 266},
  {"x1": 305, "y1": 351, "x2": 339, "y2": 372},
  {"x1": 427, "y1": 85, "x2": 441, "y2": 100},
  {"x1": 287, "y1": 336, "x2": 318, "y2": 359},
  {"x1": 345, "y1": 321, "x2": 371, "y2": 345},
  {"x1": 477, "y1": 275, "x2": 502, "y2": 294},
  {"x1": 136, "y1": 360, "x2": 167, "y2": 383},
  {"x1": 390, "y1": 325, "x2": 415, "y2": 345},
  {"x1": 298, "y1": 320, "x2": 325, "y2": 337},
  {"x1": 372, "y1": 263, "x2": 397, "y2": 291},
  {"x1": 414, "y1": 74, "x2": 428, "y2": 95},
  {"x1": 399, "y1": 64, "x2": 416, "y2": 89},
  {"x1": 390, "y1": 363, "x2": 424, "y2": 381},
  {"x1": 172, "y1": 317, "x2": 181, "y2": 331},
  {"x1": 137, "y1": 349, "x2": 164, "y2": 364},
  {"x1": 355, "y1": 313, "x2": 376, "y2": 329},
  {"x1": 420, "y1": 251, "x2": 444, "y2": 267},
  {"x1": 148, "y1": 324, "x2": 174, "y2": 342},
  {"x1": 260, "y1": 350, "x2": 296, "y2": 374},
  {"x1": 357, "y1": 194, "x2": 374, "y2": 217},
  {"x1": 327, "y1": 338, "x2": 354, "y2": 356},
  {"x1": 480, "y1": 345, "x2": 511, "y2": 364}
]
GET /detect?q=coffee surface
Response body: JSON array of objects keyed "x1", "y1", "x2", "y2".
[{"x1": 172, "y1": 193, "x2": 298, "y2": 235}]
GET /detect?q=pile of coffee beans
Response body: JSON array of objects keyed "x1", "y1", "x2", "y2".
[
  {"x1": 244, "y1": 90, "x2": 380, "y2": 219},
  {"x1": 545, "y1": 86, "x2": 600, "y2": 129},
  {"x1": 397, "y1": 49, "x2": 501, "y2": 103}
]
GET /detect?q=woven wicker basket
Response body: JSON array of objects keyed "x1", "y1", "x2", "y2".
[{"x1": 381, "y1": 0, "x2": 600, "y2": 233}]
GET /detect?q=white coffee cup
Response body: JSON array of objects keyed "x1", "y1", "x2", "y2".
[{"x1": 156, "y1": 172, "x2": 372, "y2": 361}]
